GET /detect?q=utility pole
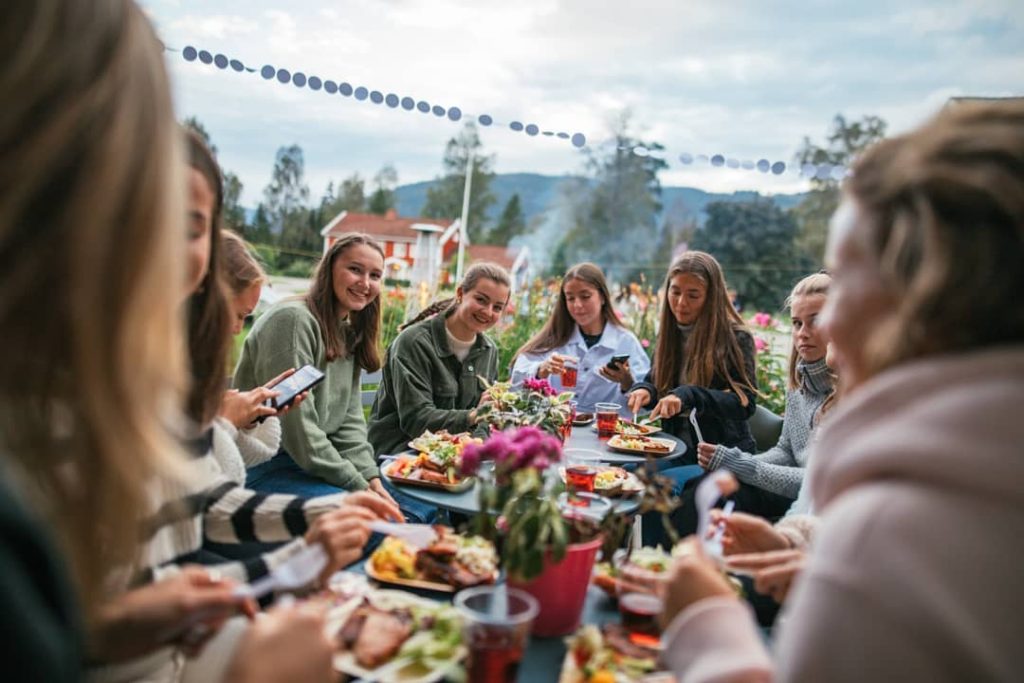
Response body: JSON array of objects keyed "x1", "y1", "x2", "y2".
[{"x1": 455, "y1": 153, "x2": 474, "y2": 283}]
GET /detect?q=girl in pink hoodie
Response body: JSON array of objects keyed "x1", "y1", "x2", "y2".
[{"x1": 659, "y1": 99, "x2": 1024, "y2": 682}]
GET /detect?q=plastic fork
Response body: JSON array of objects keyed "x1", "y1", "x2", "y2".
[
  {"x1": 704, "y1": 500, "x2": 735, "y2": 560},
  {"x1": 234, "y1": 543, "x2": 328, "y2": 600},
  {"x1": 368, "y1": 521, "x2": 438, "y2": 549},
  {"x1": 688, "y1": 408, "x2": 704, "y2": 443}
]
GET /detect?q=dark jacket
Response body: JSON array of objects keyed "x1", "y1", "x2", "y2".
[
  {"x1": 368, "y1": 310, "x2": 499, "y2": 457},
  {"x1": 0, "y1": 467, "x2": 82, "y2": 681},
  {"x1": 632, "y1": 330, "x2": 758, "y2": 463}
]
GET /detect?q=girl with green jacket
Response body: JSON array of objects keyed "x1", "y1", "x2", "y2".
[{"x1": 368, "y1": 263, "x2": 511, "y2": 457}]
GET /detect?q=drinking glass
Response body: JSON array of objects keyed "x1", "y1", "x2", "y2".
[
  {"x1": 561, "y1": 400, "x2": 578, "y2": 441},
  {"x1": 561, "y1": 356, "x2": 579, "y2": 388},
  {"x1": 596, "y1": 402, "x2": 621, "y2": 439},
  {"x1": 562, "y1": 446, "x2": 600, "y2": 503},
  {"x1": 455, "y1": 586, "x2": 539, "y2": 683}
]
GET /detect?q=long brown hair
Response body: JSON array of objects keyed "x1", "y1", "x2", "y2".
[
  {"x1": 515, "y1": 262, "x2": 622, "y2": 358},
  {"x1": 305, "y1": 233, "x2": 385, "y2": 370},
  {"x1": 400, "y1": 261, "x2": 512, "y2": 331},
  {"x1": 653, "y1": 251, "x2": 756, "y2": 402},
  {"x1": 786, "y1": 272, "x2": 832, "y2": 390},
  {"x1": 0, "y1": 0, "x2": 187, "y2": 620},
  {"x1": 847, "y1": 100, "x2": 1024, "y2": 378},
  {"x1": 185, "y1": 130, "x2": 232, "y2": 426}
]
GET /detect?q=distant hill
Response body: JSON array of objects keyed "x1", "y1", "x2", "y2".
[{"x1": 394, "y1": 172, "x2": 805, "y2": 229}]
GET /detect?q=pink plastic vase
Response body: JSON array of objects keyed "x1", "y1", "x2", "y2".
[{"x1": 508, "y1": 535, "x2": 602, "y2": 637}]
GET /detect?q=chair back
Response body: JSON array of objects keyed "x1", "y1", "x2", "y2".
[
  {"x1": 360, "y1": 369, "x2": 382, "y2": 408},
  {"x1": 748, "y1": 404, "x2": 783, "y2": 453}
]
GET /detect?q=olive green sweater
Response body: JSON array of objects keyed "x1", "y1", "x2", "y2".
[
  {"x1": 233, "y1": 300, "x2": 378, "y2": 490},
  {"x1": 368, "y1": 310, "x2": 498, "y2": 457}
]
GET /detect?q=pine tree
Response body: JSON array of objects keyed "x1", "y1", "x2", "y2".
[{"x1": 489, "y1": 194, "x2": 527, "y2": 245}]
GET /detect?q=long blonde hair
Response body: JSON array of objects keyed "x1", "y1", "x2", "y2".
[
  {"x1": 400, "y1": 262, "x2": 512, "y2": 331},
  {"x1": 0, "y1": 0, "x2": 187, "y2": 620},
  {"x1": 653, "y1": 252, "x2": 756, "y2": 402},
  {"x1": 848, "y1": 99, "x2": 1024, "y2": 376},
  {"x1": 222, "y1": 230, "x2": 268, "y2": 296},
  {"x1": 786, "y1": 272, "x2": 832, "y2": 390}
]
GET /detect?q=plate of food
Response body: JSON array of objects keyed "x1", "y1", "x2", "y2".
[
  {"x1": 572, "y1": 411, "x2": 595, "y2": 427},
  {"x1": 614, "y1": 419, "x2": 661, "y2": 436},
  {"x1": 381, "y1": 454, "x2": 476, "y2": 493},
  {"x1": 330, "y1": 589, "x2": 466, "y2": 683},
  {"x1": 559, "y1": 624, "x2": 671, "y2": 683},
  {"x1": 606, "y1": 434, "x2": 675, "y2": 456},
  {"x1": 593, "y1": 547, "x2": 673, "y2": 598},
  {"x1": 367, "y1": 528, "x2": 499, "y2": 593},
  {"x1": 559, "y1": 465, "x2": 643, "y2": 497},
  {"x1": 407, "y1": 429, "x2": 482, "y2": 457}
]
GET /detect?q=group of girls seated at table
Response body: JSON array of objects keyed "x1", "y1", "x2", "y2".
[{"x1": 4, "y1": 1, "x2": 1022, "y2": 680}]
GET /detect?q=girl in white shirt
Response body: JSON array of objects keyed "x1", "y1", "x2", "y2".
[{"x1": 511, "y1": 263, "x2": 650, "y2": 413}]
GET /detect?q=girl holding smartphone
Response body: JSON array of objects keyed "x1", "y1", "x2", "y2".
[{"x1": 511, "y1": 262, "x2": 650, "y2": 414}]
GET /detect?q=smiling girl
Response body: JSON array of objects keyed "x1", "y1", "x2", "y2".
[
  {"x1": 368, "y1": 262, "x2": 511, "y2": 457},
  {"x1": 510, "y1": 263, "x2": 650, "y2": 413},
  {"x1": 234, "y1": 233, "x2": 397, "y2": 506}
]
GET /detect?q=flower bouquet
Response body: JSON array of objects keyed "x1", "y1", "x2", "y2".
[
  {"x1": 475, "y1": 377, "x2": 575, "y2": 438},
  {"x1": 459, "y1": 426, "x2": 604, "y2": 635}
]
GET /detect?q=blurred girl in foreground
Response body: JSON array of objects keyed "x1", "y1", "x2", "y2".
[
  {"x1": 0, "y1": 1, "x2": 347, "y2": 680},
  {"x1": 661, "y1": 99, "x2": 1024, "y2": 682}
]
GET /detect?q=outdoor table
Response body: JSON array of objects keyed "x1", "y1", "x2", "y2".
[
  {"x1": 382, "y1": 427, "x2": 688, "y2": 517},
  {"x1": 347, "y1": 559, "x2": 622, "y2": 683}
]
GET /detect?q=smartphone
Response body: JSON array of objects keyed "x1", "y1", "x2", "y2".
[
  {"x1": 264, "y1": 365, "x2": 325, "y2": 412},
  {"x1": 606, "y1": 354, "x2": 631, "y2": 370}
]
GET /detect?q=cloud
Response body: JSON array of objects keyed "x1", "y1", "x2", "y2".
[{"x1": 143, "y1": 0, "x2": 1024, "y2": 206}]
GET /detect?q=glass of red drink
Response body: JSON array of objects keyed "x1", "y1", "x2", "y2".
[
  {"x1": 560, "y1": 400, "x2": 578, "y2": 441},
  {"x1": 618, "y1": 591, "x2": 663, "y2": 638},
  {"x1": 561, "y1": 356, "x2": 579, "y2": 388},
  {"x1": 595, "y1": 402, "x2": 621, "y2": 439},
  {"x1": 455, "y1": 586, "x2": 539, "y2": 683}
]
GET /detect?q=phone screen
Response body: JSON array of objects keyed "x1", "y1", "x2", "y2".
[
  {"x1": 608, "y1": 354, "x2": 630, "y2": 369},
  {"x1": 269, "y1": 365, "x2": 325, "y2": 409}
]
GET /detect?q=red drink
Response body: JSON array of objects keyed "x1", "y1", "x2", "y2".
[
  {"x1": 596, "y1": 410, "x2": 618, "y2": 439},
  {"x1": 566, "y1": 465, "x2": 596, "y2": 499},
  {"x1": 561, "y1": 364, "x2": 578, "y2": 388},
  {"x1": 465, "y1": 629, "x2": 524, "y2": 683},
  {"x1": 619, "y1": 592, "x2": 663, "y2": 637}
]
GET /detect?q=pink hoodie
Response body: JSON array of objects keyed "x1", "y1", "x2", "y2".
[{"x1": 663, "y1": 346, "x2": 1024, "y2": 682}]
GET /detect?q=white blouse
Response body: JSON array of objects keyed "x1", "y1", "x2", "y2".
[{"x1": 510, "y1": 323, "x2": 651, "y2": 413}]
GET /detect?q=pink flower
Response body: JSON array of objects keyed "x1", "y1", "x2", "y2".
[
  {"x1": 615, "y1": 309, "x2": 625, "y2": 321},
  {"x1": 754, "y1": 336, "x2": 768, "y2": 352},
  {"x1": 641, "y1": 339, "x2": 650, "y2": 349},
  {"x1": 523, "y1": 377, "x2": 556, "y2": 397},
  {"x1": 753, "y1": 312, "x2": 773, "y2": 328}
]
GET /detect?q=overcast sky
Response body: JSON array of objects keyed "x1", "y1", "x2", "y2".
[{"x1": 142, "y1": 0, "x2": 1024, "y2": 207}]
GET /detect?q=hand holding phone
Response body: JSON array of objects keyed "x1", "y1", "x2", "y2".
[
  {"x1": 260, "y1": 365, "x2": 325, "y2": 419},
  {"x1": 606, "y1": 354, "x2": 630, "y2": 370}
]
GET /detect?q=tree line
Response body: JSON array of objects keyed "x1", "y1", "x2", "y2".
[{"x1": 185, "y1": 111, "x2": 885, "y2": 309}]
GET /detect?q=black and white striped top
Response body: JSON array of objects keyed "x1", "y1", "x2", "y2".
[{"x1": 138, "y1": 436, "x2": 346, "y2": 586}]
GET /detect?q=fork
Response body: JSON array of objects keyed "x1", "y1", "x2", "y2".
[
  {"x1": 234, "y1": 543, "x2": 328, "y2": 600},
  {"x1": 368, "y1": 521, "x2": 439, "y2": 549}
]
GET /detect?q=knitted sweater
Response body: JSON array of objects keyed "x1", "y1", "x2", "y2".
[
  {"x1": 210, "y1": 416, "x2": 281, "y2": 485},
  {"x1": 708, "y1": 357, "x2": 832, "y2": 498},
  {"x1": 233, "y1": 300, "x2": 379, "y2": 490}
]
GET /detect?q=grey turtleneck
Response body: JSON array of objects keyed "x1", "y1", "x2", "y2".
[{"x1": 708, "y1": 356, "x2": 833, "y2": 498}]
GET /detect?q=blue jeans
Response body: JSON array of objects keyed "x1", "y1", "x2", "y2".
[{"x1": 246, "y1": 451, "x2": 438, "y2": 525}]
